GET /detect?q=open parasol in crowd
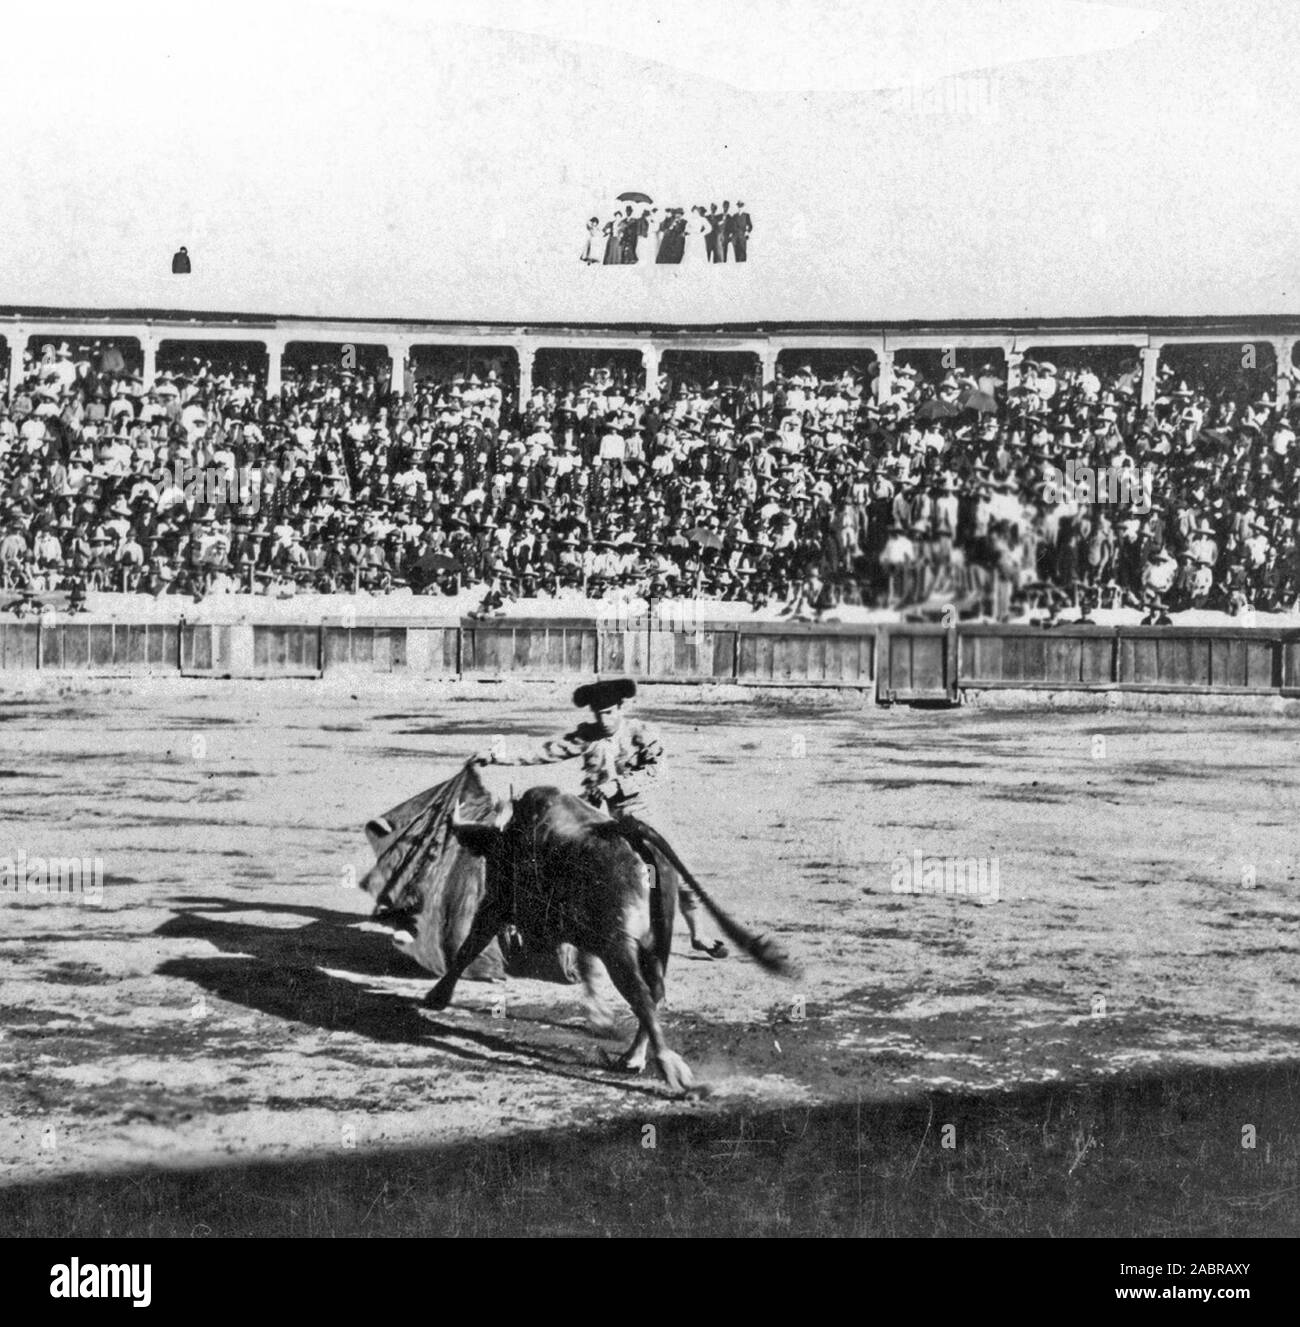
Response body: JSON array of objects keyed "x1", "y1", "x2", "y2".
[
  {"x1": 617, "y1": 191, "x2": 653, "y2": 204},
  {"x1": 407, "y1": 550, "x2": 463, "y2": 593},
  {"x1": 915, "y1": 398, "x2": 963, "y2": 421},
  {"x1": 959, "y1": 388, "x2": 999, "y2": 414}
]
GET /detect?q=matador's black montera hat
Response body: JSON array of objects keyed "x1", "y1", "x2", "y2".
[{"x1": 573, "y1": 678, "x2": 637, "y2": 710}]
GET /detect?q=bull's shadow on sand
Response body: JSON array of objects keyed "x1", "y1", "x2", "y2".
[
  {"x1": 151, "y1": 901, "x2": 663, "y2": 1093},
  {"x1": 155, "y1": 909, "x2": 425, "y2": 1045},
  {"x1": 3, "y1": 1058, "x2": 1299, "y2": 1238}
]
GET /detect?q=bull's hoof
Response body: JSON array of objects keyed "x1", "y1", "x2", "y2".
[
  {"x1": 655, "y1": 1050, "x2": 697, "y2": 1096},
  {"x1": 693, "y1": 939, "x2": 729, "y2": 959},
  {"x1": 600, "y1": 1047, "x2": 647, "y2": 1075},
  {"x1": 582, "y1": 1004, "x2": 619, "y2": 1037}
]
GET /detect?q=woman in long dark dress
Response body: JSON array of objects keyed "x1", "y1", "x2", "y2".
[
  {"x1": 655, "y1": 212, "x2": 674, "y2": 262},
  {"x1": 602, "y1": 215, "x2": 623, "y2": 265},
  {"x1": 657, "y1": 210, "x2": 683, "y2": 263}
]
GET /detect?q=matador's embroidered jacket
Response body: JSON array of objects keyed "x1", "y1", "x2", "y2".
[{"x1": 486, "y1": 718, "x2": 664, "y2": 806}]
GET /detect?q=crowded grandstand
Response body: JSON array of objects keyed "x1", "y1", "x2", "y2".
[{"x1": 1, "y1": 336, "x2": 1294, "y2": 623}]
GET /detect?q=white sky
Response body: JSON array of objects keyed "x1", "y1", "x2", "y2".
[{"x1": 0, "y1": 0, "x2": 1293, "y2": 324}]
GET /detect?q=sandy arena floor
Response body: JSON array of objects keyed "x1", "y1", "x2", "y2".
[{"x1": 2, "y1": 677, "x2": 1299, "y2": 1185}]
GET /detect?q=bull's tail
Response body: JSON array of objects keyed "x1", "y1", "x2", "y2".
[{"x1": 617, "y1": 818, "x2": 793, "y2": 977}]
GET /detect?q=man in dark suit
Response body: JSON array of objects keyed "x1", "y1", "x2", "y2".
[
  {"x1": 731, "y1": 204, "x2": 752, "y2": 262},
  {"x1": 620, "y1": 207, "x2": 639, "y2": 263},
  {"x1": 719, "y1": 201, "x2": 735, "y2": 261},
  {"x1": 705, "y1": 205, "x2": 722, "y2": 262}
]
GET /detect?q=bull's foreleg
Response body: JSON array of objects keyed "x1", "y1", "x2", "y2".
[
  {"x1": 602, "y1": 942, "x2": 695, "y2": 1096},
  {"x1": 423, "y1": 902, "x2": 509, "y2": 1011},
  {"x1": 616, "y1": 1023, "x2": 653, "y2": 1077},
  {"x1": 613, "y1": 944, "x2": 664, "y2": 1069},
  {"x1": 577, "y1": 951, "x2": 618, "y2": 1035}
]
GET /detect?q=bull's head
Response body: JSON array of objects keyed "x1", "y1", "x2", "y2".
[{"x1": 447, "y1": 798, "x2": 513, "y2": 857}]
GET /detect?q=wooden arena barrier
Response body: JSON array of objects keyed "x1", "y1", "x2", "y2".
[
  {"x1": 461, "y1": 619, "x2": 598, "y2": 679},
  {"x1": 39, "y1": 621, "x2": 180, "y2": 674},
  {"x1": 734, "y1": 621, "x2": 875, "y2": 688},
  {"x1": 958, "y1": 625, "x2": 1117, "y2": 690},
  {"x1": 0, "y1": 621, "x2": 41, "y2": 671},
  {"x1": 1116, "y1": 627, "x2": 1280, "y2": 693},
  {"x1": 179, "y1": 622, "x2": 235, "y2": 676},
  {"x1": 1281, "y1": 636, "x2": 1300, "y2": 696},
  {"x1": 398, "y1": 622, "x2": 462, "y2": 676},
  {"x1": 251, "y1": 624, "x2": 323, "y2": 677},
  {"x1": 6, "y1": 613, "x2": 1300, "y2": 701},
  {"x1": 316, "y1": 618, "x2": 462, "y2": 676},
  {"x1": 597, "y1": 621, "x2": 735, "y2": 681},
  {"x1": 322, "y1": 622, "x2": 408, "y2": 673}
]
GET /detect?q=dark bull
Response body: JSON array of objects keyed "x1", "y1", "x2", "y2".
[{"x1": 424, "y1": 786, "x2": 791, "y2": 1094}]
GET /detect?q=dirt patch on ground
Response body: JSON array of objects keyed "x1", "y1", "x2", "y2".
[{"x1": 1, "y1": 679, "x2": 1298, "y2": 1229}]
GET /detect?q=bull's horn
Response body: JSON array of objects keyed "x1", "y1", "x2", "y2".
[{"x1": 449, "y1": 799, "x2": 508, "y2": 831}]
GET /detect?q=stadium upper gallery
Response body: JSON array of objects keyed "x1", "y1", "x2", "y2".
[{"x1": 2, "y1": 0, "x2": 1299, "y2": 628}]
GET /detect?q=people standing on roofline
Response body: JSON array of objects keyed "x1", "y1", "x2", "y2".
[
  {"x1": 730, "y1": 202, "x2": 752, "y2": 262},
  {"x1": 705, "y1": 203, "x2": 722, "y2": 262},
  {"x1": 472, "y1": 677, "x2": 727, "y2": 958},
  {"x1": 580, "y1": 217, "x2": 601, "y2": 265}
]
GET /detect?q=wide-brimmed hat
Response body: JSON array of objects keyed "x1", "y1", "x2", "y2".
[{"x1": 572, "y1": 677, "x2": 637, "y2": 710}]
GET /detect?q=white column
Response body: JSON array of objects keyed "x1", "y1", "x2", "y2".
[
  {"x1": 515, "y1": 342, "x2": 535, "y2": 414},
  {"x1": 7, "y1": 326, "x2": 28, "y2": 400},
  {"x1": 1140, "y1": 344, "x2": 1160, "y2": 408},
  {"x1": 875, "y1": 349, "x2": 895, "y2": 404},
  {"x1": 759, "y1": 343, "x2": 780, "y2": 388},
  {"x1": 141, "y1": 334, "x2": 157, "y2": 389},
  {"x1": 387, "y1": 342, "x2": 408, "y2": 396},
  {"x1": 1004, "y1": 349, "x2": 1024, "y2": 394},
  {"x1": 642, "y1": 343, "x2": 660, "y2": 398},
  {"x1": 1274, "y1": 338, "x2": 1295, "y2": 408},
  {"x1": 265, "y1": 337, "x2": 286, "y2": 398}
]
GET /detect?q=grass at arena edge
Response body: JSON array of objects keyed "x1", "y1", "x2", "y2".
[{"x1": 2, "y1": 1060, "x2": 1297, "y2": 1237}]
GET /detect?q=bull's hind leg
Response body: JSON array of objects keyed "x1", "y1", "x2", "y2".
[
  {"x1": 423, "y1": 902, "x2": 508, "y2": 1011},
  {"x1": 601, "y1": 941, "x2": 694, "y2": 1095}
]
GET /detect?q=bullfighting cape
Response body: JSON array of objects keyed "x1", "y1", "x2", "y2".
[{"x1": 361, "y1": 762, "x2": 505, "y2": 980}]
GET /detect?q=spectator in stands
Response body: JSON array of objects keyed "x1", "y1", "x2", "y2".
[{"x1": 3, "y1": 332, "x2": 1299, "y2": 621}]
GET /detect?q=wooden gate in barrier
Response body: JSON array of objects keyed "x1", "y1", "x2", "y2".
[
  {"x1": 179, "y1": 623, "x2": 234, "y2": 676},
  {"x1": 876, "y1": 626, "x2": 958, "y2": 703}
]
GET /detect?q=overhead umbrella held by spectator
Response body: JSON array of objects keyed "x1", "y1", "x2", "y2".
[
  {"x1": 617, "y1": 191, "x2": 653, "y2": 204},
  {"x1": 407, "y1": 550, "x2": 464, "y2": 593},
  {"x1": 959, "y1": 388, "x2": 999, "y2": 414},
  {"x1": 915, "y1": 398, "x2": 962, "y2": 421}
]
